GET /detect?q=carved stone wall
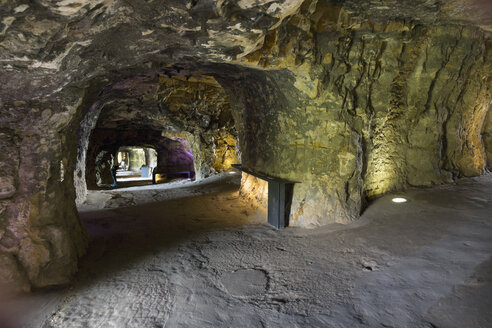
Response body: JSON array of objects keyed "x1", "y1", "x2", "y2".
[{"x1": 0, "y1": 0, "x2": 490, "y2": 291}]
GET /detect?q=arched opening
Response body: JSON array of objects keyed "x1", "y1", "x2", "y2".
[
  {"x1": 2, "y1": 1, "x2": 492, "y2": 326},
  {"x1": 116, "y1": 146, "x2": 157, "y2": 178},
  {"x1": 75, "y1": 69, "x2": 243, "y2": 199},
  {"x1": 93, "y1": 146, "x2": 158, "y2": 187}
]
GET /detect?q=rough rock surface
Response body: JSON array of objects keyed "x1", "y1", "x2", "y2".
[
  {"x1": 0, "y1": 0, "x2": 491, "y2": 290},
  {"x1": 85, "y1": 129, "x2": 196, "y2": 189},
  {"x1": 2, "y1": 173, "x2": 491, "y2": 327},
  {"x1": 65, "y1": 70, "x2": 240, "y2": 290},
  {"x1": 75, "y1": 73, "x2": 238, "y2": 202},
  {"x1": 483, "y1": 108, "x2": 492, "y2": 170}
]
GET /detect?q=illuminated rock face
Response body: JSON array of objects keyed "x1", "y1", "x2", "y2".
[
  {"x1": 85, "y1": 129, "x2": 197, "y2": 188},
  {"x1": 76, "y1": 73, "x2": 238, "y2": 201},
  {"x1": 0, "y1": 0, "x2": 491, "y2": 291}
]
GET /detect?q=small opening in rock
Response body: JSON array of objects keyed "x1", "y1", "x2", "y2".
[{"x1": 114, "y1": 146, "x2": 158, "y2": 183}]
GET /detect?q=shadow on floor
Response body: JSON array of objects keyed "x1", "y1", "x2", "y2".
[{"x1": 76, "y1": 174, "x2": 264, "y2": 287}]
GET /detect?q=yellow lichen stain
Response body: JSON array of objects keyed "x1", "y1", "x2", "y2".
[
  {"x1": 212, "y1": 131, "x2": 238, "y2": 172},
  {"x1": 312, "y1": 141, "x2": 324, "y2": 149},
  {"x1": 311, "y1": 2, "x2": 341, "y2": 32},
  {"x1": 290, "y1": 139, "x2": 332, "y2": 150},
  {"x1": 28, "y1": 192, "x2": 44, "y2": 225},
  {"x1": 290, "y1": 199, "x2": 305, "y2": 225},
  {"x1": 294, "y1": 72, "x2": 318, "y2": 99},
  {"x1": 457, "y1": 98, "x2": 490, "y2": 175},
  {"x1": 13, "y1": 100, "x2": 26, "y2": 106},
  {"x1": 384, "y1": 21, "x2": 410, "y2": 33},
  {"x1": 322, "y1": 53, "x2": 333, "y2": 65},
  {"x1": 243, "y1": 29, "x2": 277, "y2": 64}
]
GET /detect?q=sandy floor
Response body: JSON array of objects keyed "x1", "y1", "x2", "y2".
[{"x1": 6, "y1": 172, "x2": 492, "y2": 327}]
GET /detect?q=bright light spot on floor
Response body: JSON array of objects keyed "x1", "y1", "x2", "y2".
[
  {"x1": 229, "y1": 171, "x2": 237, "y2": 174},
  {"x1": 392, "y1": 197, "x2": 407, "y2": 203}
]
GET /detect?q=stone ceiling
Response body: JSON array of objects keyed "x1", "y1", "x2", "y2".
[
  {"x1": 0, "y1": 0, "x2": 490, "y2": 103},
  {"x1": 0, "y1": 0, "x2": 490, "y2": 293}
]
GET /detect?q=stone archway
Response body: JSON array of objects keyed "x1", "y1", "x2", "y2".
[{"x1": 1, "y1": 0, "x2": 491, "y2": 293}]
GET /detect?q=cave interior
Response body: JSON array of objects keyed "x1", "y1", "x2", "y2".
[{"x1": 0, "y1": 0, "x2": 491, "y2": 327}]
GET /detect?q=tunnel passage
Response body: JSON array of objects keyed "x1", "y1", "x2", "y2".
[
  {"x1": 116, "y1": 146, "x2": 157, "y2": 173},
  {"x1": 78, "y1": 72, "x2": 239, "y2": 197},
  {"x1": 1, "y1": 0, "x2": 491, "y2": 293},
  {"x1": 152, "y1": 138, "x2": 195, "y2": 184},
  {"x1": 5, "y1": 57, "x2": 492, "y2": 291},
  {"x1": 87, "y1": 128, "x2": 197, "y2": 188},
  {"x1": 95, "y1": 146, "x2": 157, "y2": 186}
]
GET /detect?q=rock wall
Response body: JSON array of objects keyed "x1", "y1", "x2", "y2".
[
  {"x1": 116, "y1": 147, "x2": 156, "y2": 173},
  {"x1": 144, "y1": 148, "x2": 158, "y2": 168},
  {"x1": 94, "y1": 150, "x2": 114, "y2": 186},
  {"x1": 76, "y1": 73, "x2": 238, "y2": 198},
  {"x1": 0, "y1": 98, "x2": 89, "y2": 293},
  {"x1": 155, "y1": 139, "x2": 195, "y2": 179},
  {"x1": 155, "y1": 76, "x2": 239, "y2": 177},
  {"x1": 483, "y1": 108, "x2": 492, "y2": 170},
  {"x1": 0, "y1": 0, "x2": 491, "y2": 291},
  {"x1": 85, "y1": 129, "x2": 192, "y2": 186},
  {"x1": 121, "y1": 147, "x2": 145, "y2": 172},
  {"x1": 221, "y1": 1, "x2": 492, "y2": 226},
  {"x1": 239, "y1": 173, "x2": 269, "y2": 210},
  {"x1": 214, "y1": 67, "x2": 364, "y2": 226}
]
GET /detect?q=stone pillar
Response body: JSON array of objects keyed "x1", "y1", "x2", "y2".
[
  {"x1": 95, "y1": 151, "x2": 115, "y2": 185},
  {"x1": 0, "y1": 129, "x2": 28, "y2": 292},
  {"x1": 0, "y1": 130, "x2": 88, "y2": 292}
]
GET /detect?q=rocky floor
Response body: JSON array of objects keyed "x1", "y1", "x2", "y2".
[{"x1": 5, "y1": 172, "x2": 492, "y2": 327}]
